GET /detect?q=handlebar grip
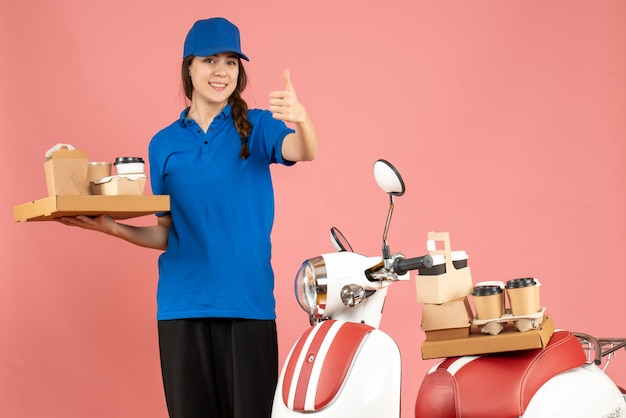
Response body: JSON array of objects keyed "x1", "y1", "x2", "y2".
[{"x1": 394, "y1": 255, "x2": 433, "y2": 276}]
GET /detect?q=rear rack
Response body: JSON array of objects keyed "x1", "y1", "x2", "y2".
[{"x1": 575, "y1": 332, "x2": 626, "y2": 370}]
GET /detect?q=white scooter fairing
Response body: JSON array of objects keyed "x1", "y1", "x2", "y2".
[
  {"x1": 271, "y1": 319, "x2": 401, "y2": 417},
  {"x1": 297, "y1": 251, "x2": 401, "y2": 329},
  {"x1": 523, "y1": 363, "x2": 625, "y2": 417}
]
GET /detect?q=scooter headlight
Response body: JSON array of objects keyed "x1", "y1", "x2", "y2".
[{"x1": 294, "y1": 256, "x2": 327, "y2": 318}]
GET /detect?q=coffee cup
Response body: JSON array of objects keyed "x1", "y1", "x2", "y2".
[
  {"x1": 506, "y1": 278, "x2": 540, "y2": 316},
  {"x1": 115, "y1": 157, "x2": 145, "y2": 175},
  {"x1": 472, "y1": 283, "x2": 505, "y2": 320},
  {"x1": 87, "y1": 162, "x2": 112, "y2": 182}
]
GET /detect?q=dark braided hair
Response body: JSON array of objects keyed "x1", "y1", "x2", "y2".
[{"x1": 182, "y1": 56, "x2": 253, "y2": 159}]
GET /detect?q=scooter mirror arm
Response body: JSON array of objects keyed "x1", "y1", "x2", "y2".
[
  {"x1": 382, "y1": 194, "x2": 395, "y2": 269},
  {"x1": 382, "y1": 244, "x2": 391, "y2": 267}
]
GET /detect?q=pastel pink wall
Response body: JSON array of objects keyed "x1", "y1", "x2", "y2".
[{"x1": 2, "y1": 1, "x2": 625, "y2": 417}]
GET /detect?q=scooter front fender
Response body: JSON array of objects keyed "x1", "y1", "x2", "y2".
[{"x1": 272, "y1": 320, "x2": 401, "y2": 418}]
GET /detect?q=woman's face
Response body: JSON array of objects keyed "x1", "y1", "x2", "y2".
[{"x1": 188, "y1": 52, "x2": 239, "y2": 106}]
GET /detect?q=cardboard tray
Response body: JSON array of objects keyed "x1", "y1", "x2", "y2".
[
  {"x1": 13, "y1": 195, "x2": 170, "y2": 222},
  {"x1": 421, "y1": 315, "x2": 555, "y2": 360},
  {"x1": 473, "y1": 307, "x2": 546, "y2": 335}
]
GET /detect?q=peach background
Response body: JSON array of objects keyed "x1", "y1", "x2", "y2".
[{"x1": 1, "y1": 1, "x2": 625, "y2": 417}]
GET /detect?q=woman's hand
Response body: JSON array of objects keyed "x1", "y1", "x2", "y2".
[
  {"x1": 57, "y1": 214, "x2": 119, "y2": 235},
  {"x1": 271, "y1": 69, "x2": 319, "y2": 162},
  {"x1": 269, "y1": 69, "x2": 307, "y2": 124},
  {"x1": 56, "y1": 214, "x2": 171, "y2": 250}
]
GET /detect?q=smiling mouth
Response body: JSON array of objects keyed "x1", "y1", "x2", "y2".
[{"x1": 210, "y1": 82, "x2": 227, "y2": 88}]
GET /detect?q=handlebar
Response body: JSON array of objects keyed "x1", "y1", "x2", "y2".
[{"x1": 393, "y1": 255, "x2": 433, "y2": 276}]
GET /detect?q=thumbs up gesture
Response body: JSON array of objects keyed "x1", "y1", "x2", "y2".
[{"x1": 269, "y1": 69, "x2": 307, "y2": 123}]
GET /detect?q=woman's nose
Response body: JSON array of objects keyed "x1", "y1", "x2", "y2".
[{"x1": 214, "y1": 63, "x2": 227, "y2": 75}]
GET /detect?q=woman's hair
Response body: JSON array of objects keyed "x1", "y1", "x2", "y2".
[{"x1": 181, "y1": 56, "x2": 252, "y2": 159}]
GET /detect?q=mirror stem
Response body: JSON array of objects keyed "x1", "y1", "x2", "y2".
[{"x1": 382, "y1": 194, "x2": 395, "y2": 268}]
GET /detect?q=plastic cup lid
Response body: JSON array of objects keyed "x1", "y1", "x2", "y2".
[
  {"x1": 472, "y1": 285, "x2": 503, "y2": 296},
  {"x1": 115, "y1": 157, "x2": 144, "y2": 164},
  {"x1": 506, "y1": 277, "x2": 538, "y2": 288}
]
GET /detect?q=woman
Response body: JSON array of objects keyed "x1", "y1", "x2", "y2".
[{"x1": 60, "y1": 17, "x2": 318, "y2": 418}]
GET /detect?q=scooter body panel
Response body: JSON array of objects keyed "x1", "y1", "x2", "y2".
[
  {"x1": 318, "y1": 252, "x2": 390, "y2": 328},
  {"x1": 272, "y1": 320, "x2": 401, "y2": 418},
  {"x1": 521, "y1": 364, "x2": 626, "y2": 418},
  {"x1": 415, "y1": 330, "x2": 626, "y2": 418}
]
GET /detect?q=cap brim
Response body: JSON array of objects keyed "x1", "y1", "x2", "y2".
[{"x1": 189, "y1": 46, "x2": 249, "y2": 61}]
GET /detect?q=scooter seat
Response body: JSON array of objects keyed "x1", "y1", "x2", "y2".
[{"x1": 414, "y1": 330, "x2": 586, "y2": 418}]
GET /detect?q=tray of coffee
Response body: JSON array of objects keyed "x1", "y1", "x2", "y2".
[
  {"x1": 473, "y1": 307, "x2": 546, "y2": 335},
  {"x1": 13, "y1": 195, "x2": 170, "y2": 222}
]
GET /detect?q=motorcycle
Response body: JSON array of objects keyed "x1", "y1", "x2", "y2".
[{"x1": 271, "y1": 159, "x2": 626, "y2": 418}]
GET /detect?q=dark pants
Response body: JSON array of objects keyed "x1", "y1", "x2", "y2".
[{"x1": 158, "y1": 318, "x2": 279, "y2": 418}]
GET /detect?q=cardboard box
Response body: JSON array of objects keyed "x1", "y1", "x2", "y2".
[
  {"x1": 421, "y1": 297, "x2": 474, "y2": 341},
  {"x1": 90, "y1": 175, "x2": 147, "y2": 195},
  {"x1": 416, "y1": 232, "x2": 473, "y2": 304},
  {"x1": 44, "y1": 144, "x2": 89, "y2": 196},
  {"x1": 13, "y1": 195, "x2": 170, "y2": 222},
  {"x1": 420, "y1": 315, "x2": 555, "y2": 360}
]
